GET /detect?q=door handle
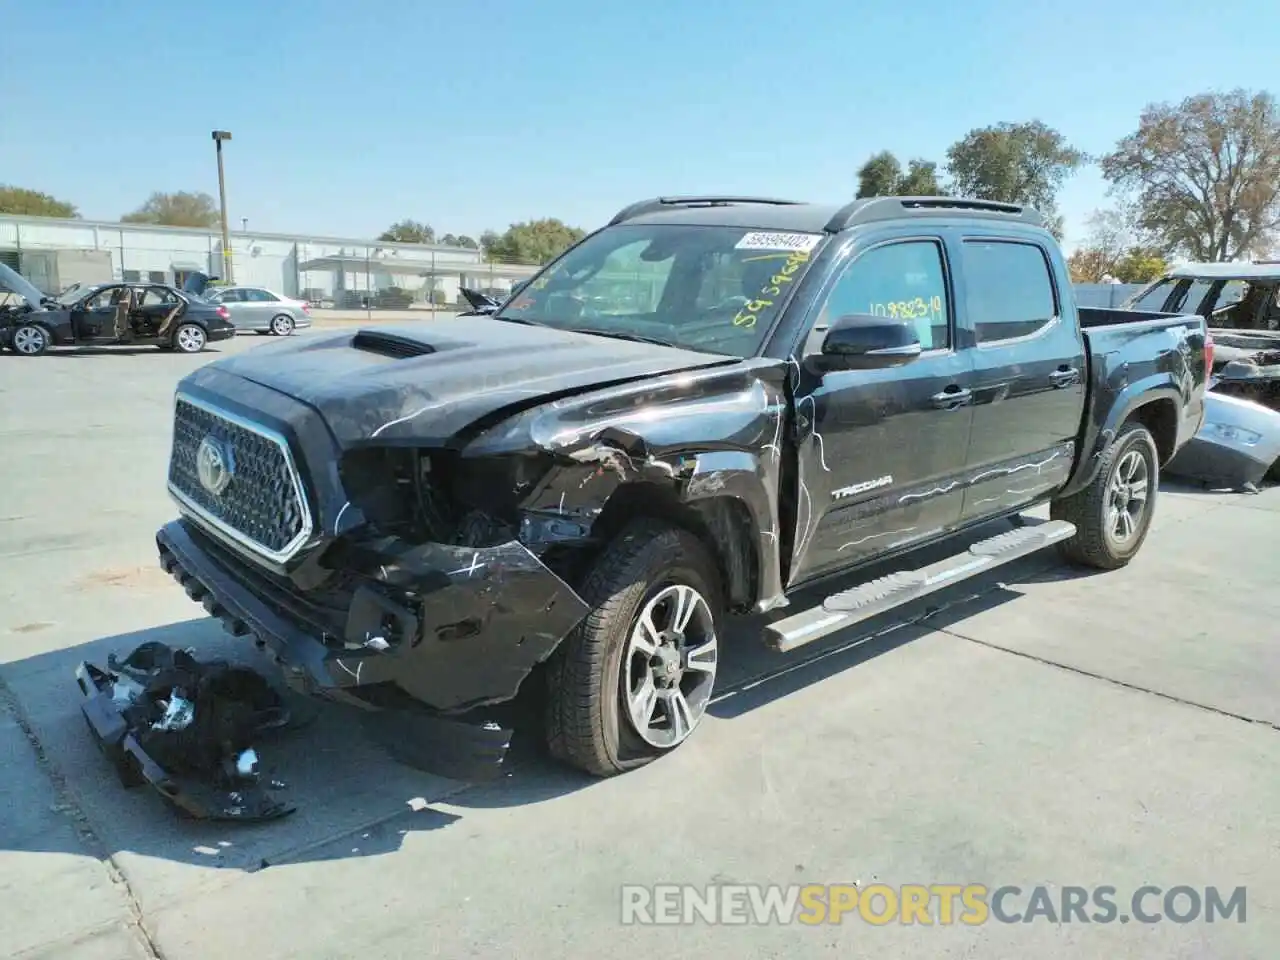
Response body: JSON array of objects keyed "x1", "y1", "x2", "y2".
[
  {"x1": 931, "y1": 385, "x2": 972, "y2": 409},
  {"x1": 1049, "y1": 367, "x2": 1080, "y2": 388}
]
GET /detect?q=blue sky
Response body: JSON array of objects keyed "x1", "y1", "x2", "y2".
[{"x1": 2, "y1": 0, "x2": 1276, "y2": 249}]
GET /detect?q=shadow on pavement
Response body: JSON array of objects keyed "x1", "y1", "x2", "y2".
[{"x1": 0, "y1": 519, "x2": 1069, "y2": 878}]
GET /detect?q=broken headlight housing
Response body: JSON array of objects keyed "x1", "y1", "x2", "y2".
[
  {"x1": 338, "y1": 446, "x2": 553, "y2": 545},
  {"x1": 1203, "y1": 422, "x2": 1263, "y2": 446}
]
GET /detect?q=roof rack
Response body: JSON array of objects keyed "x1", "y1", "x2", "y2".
[
  {"x1": 822, "y1": 196, "x2": 1042, "y2": 233},
  {"x1": 608, "y1": 196, "x2": 803, "y2": 226}
]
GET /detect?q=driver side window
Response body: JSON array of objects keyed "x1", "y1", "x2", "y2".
[{"x1": 812, "y1": 240, "x2": 951, "y2": 352}]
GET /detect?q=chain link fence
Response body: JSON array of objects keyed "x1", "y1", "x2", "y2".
[
  {"x1": 2, "y1": 216, "x2": 1158, "y2": 320},
  {"x1": 0, "y1": 218, "x2": 547, "y2": 319}
]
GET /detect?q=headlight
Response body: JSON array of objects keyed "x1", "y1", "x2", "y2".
[{"x1": 1204, "y1": 422, "x2": 1262, "y2": 445}]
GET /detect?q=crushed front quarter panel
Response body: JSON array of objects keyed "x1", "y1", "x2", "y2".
[{"x1": 463, "y1": 357, "x2": 791, "y2": 610}]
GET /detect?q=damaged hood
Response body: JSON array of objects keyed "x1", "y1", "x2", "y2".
[
  {"x1": 193, "y1": 317, "x2": 738, "y2": 445},
  {"x1": 0, "y1": 261, "x2": 48, "y2": 306}
]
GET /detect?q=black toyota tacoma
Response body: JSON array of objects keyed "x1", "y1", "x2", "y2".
[{"x1": 156, "y1": 195, "x2": 1210, "y2": 779}]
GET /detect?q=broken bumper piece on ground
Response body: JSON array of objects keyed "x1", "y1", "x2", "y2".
[
  {"x1": 75, "y1": 640, "x2": 295, "y2": 822},
  {"x1": 1165, "y1": 389, "x2": 1280, "y2": 492}
]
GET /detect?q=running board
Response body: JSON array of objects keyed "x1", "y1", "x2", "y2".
[{"x1": 763, "y1": 519, "x2": 1076, "y2": 653}]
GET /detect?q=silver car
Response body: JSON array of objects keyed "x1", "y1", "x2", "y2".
[{"x1": 202, "y1": 286, "x2": 312, "y2": 335}]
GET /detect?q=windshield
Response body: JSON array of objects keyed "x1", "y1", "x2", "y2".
[
  {"x1": 56, "y1": 284, "x2": 89, "y2": 304},
  {"x1": 495, "y1": 223, "x2": 824, "y2": 356}
]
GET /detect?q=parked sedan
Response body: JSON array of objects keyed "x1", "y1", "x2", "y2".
[
  {"x1": 0, "y1": 264, "x2": 234, "y2": 356},
  {"x1": 202, "y1": 286, "x2": 312, "y2": 335}
]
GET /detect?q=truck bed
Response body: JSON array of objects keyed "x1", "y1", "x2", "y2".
[
  {"x1": 1070, "y1": 306, "x2": 1209, "y2": 487},
  {"x1": 1077, "y1": 306, "x2": 1194, "y2": 329}
]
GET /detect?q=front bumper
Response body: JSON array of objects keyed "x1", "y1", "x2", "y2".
[
  {"x1": 1165, "y1": 394, "x2": 1280, "y2": 489},
  {"x1": 156, "y1": 519, "x2": 590, "y2": 778}
]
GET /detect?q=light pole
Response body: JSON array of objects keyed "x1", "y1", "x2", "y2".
[{"x1": 211, "y1": 130, "x2": 233, "y2": 283}]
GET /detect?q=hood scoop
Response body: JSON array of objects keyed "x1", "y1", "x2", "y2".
[{"x1": 351, "y1": 329, "x2": 437, "y2": 359}]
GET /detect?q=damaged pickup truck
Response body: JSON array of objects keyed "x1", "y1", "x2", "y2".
[{"x1": 156, "y1": 195, "x2": 1210, "y2": 779}]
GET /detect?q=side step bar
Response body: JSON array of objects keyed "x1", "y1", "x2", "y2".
[{"x1": 763, "y1": 519, "x2": 1076, "y2": 653}]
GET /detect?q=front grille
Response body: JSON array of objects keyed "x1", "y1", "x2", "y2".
[{"x1": 167, "y1": 396, "x2": 312, "y2": 561}]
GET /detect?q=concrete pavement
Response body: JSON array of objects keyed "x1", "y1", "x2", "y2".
[{"x1": 1, "y1": 333, "x2": 1276, "y2": 958}]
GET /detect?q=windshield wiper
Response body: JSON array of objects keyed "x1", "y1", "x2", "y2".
[{"x1": 571, "y1": 327, "x2": 678, "y2": 348}]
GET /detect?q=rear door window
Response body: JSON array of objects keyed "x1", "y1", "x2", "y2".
[
  {"x1": 140, "y1": 286, "x2": 178, "y2": 306},
  {"x1": 961, "y1": 240, "x2": 1059, "y2": 343}
]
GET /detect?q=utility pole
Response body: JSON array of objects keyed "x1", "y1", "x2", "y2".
[{"x1": 211, "y1": 130, "x2": 233, "y2": 283}]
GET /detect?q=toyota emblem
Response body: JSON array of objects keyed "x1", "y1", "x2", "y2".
[{"x1": 196, "y1": 436, "x2": 235, "y2": 496}]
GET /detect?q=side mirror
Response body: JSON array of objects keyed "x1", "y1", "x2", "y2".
[{"x1": 820, "y1": 313, "x2": 922, "y2": 369}]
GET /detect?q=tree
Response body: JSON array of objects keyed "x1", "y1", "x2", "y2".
[
  {"x1": 1066, "y1": 205, "x2": 1167, "y2": 283},
  {"x1": 856, "y1": 151, "x2": 902, "y2": 198},
  {"x1": 484, "y1": 218, "x2": 586, "y2": 264},
  {"x1": 1068, "y1": 207, "x2": 1136, "y2": 280},
  {"x1": 1100, "y1": 89, "x2": 1280, "y2": 261},
  {"x1": 1113, "y1": 248, "x2": 1167, "y2": 283},
  {"x1": 944, "y1": 121, "x2": 1087, "y2": 237},
  {"x1": 900, "y1": 159, "x2": 944, "y2": 196},
  {"x1": 856, "y1": 151, "x2": 944, "y2": 198},
  {"x1": 378, "y1": 219, "x2": 435, "y2": 243},
  {"x1": 1067, "y1": 248, "x2": 1113, "y2": 284},
  {"x1": 122, "y1": 191, "x2": 220, "y2": 228},
  {"x1": 0, "y1": 185, "x2": 79, "y2": 218},
  {"x1": 439, "y1": 233, "x2": 478, "y2": 249}
]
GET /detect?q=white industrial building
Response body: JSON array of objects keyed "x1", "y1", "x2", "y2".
[{"x1": 0, "y1": 214, "x2": 538, "y2": 308}]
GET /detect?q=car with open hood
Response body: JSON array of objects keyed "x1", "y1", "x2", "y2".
[
  {"x1": 153, "y1": 194, "x2": 1210, "y2": 782},
  {"x1": 0, "y1": 264, "x2": 235, "y2": 355}
]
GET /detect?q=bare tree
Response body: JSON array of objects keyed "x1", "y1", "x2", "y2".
[{"x1": 1101, "y1": 89, "x2": 1280, "y2": 261}]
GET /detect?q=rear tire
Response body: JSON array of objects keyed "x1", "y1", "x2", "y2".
[
  {"x1": 544, "y1": 519, "x2": 722, "y2": 777},
  {"x1": 172, "y1": 323, "x2": 207, "y2": 354},
  {"x1": 1051, "y1": 421, "x2": 1159, "y2": 569},
  {"x1": 269, "y1": 314, "x2": 295, "y2": 336}
]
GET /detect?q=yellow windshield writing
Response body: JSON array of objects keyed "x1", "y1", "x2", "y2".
[
  {"x1": 868, "y1": 295, "x2": 944, "y2": 321},
  {"x1": 732, "y1": 250, "x2": 811, "y2": 330}
]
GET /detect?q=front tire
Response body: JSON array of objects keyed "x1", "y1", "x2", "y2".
[
  {"x1": 172, "y1": 323, "x2": 207, "y2": 354},
  {"x1": 11, "y1": 323, "x2": 50, "y2": 356},
  {"x1": 545, "y1": 520, "x2": 722, "y2": 777},
  {"x1": 1051, "y1": 421, "x2": 1160, "y2": 569},
  {"x1": 269, "y1": 314, "x2": 295, "y2": 336}
]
